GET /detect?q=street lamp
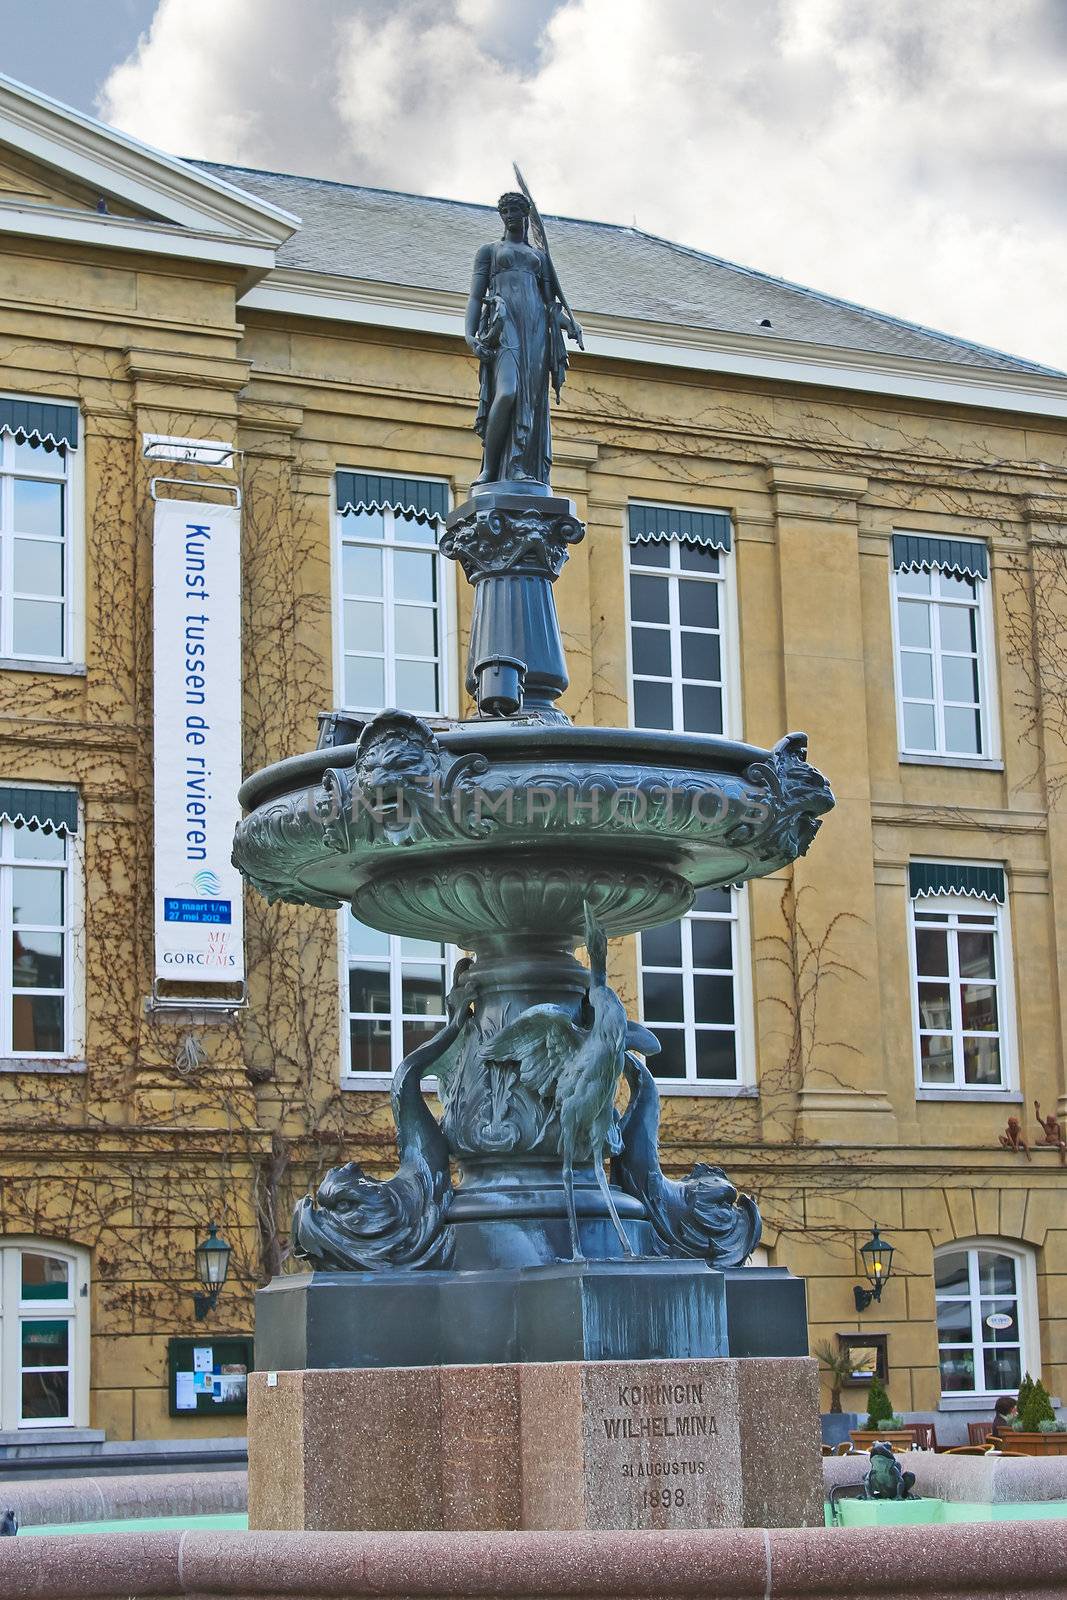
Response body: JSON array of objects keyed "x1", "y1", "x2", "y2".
[
  {"x1": 193, "y1": 1222, "x2": 231, "y2": 1321},
  {"x1": 854, "y1": 1224, "x2": 895, "y2": 1313}
]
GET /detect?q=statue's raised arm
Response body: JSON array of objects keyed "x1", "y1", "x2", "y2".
[{"x1": 464, "y1": 172, "x2": 583, "y2": 491}]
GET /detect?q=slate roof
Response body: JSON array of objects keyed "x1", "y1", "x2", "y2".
[{"x1": 199, "y1": 160, "x2": 1061, "y2": 379}]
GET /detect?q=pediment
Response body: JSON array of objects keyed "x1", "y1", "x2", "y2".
[
  {"x1": 0, "y1": 142, "x2": 149, "y2": 220},
  {"x1": 0, "y1": 71, "x2": 298, "y2": 247},
  {"x1": 0, "y1": 72, "x2": 298, "y2": 285}
]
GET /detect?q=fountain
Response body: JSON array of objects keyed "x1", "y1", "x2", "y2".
[{"x1": 234, "y1": 175, "x2": 834, "y2": 1532}]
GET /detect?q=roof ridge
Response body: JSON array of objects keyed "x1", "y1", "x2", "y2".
[
  {"x1": 627, "y1": 225, "x2": 1063, "y2": 378},
  {"x1": 196, "y1": 158, "x2": 498, "y2": 213},
  {"x1": 195, "y1": 160, "x2": 1063, "y2": 381},
  {"x1": 194, "y1": 160, "x2": 659, "y2": 238},
  {"x1": 192, "y1": 160, "x2": 627, "y2": 235}
]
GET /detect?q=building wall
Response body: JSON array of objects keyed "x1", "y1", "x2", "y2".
[{"x1": 1, "y1": 165, "x2": 1066, "y2": 1434}]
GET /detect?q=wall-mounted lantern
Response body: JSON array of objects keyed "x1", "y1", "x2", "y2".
[
  {"x1": 193, "y1": 1222, "x2": 231, "y2": 1321},
  {"x1": 854, "y1": 1224, "x2": 895, "y2": 1313}
]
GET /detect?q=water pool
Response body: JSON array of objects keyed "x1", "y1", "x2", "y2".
[
  {"x1": 829, "y1": 1499, "x2": 1067, "y2": 1527},
  {"x1": 16, "y1": 1512, "x2": 248, "y2": 1536},
  {"x1": 18, "y1": 1505, "x2": 1067, "y2": 1535}
]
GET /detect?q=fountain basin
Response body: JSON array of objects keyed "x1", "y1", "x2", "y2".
[
  {"x1": 233, "y1": 708, "x2": 832, "y2": 1281},
  {"x1": 233, "y1": 713, "x2": 834, "y2": 946}
]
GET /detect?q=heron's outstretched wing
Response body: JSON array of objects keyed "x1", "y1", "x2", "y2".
[{"x1": 481, "y1": 1004, "x2": 584, "y2": 1101}]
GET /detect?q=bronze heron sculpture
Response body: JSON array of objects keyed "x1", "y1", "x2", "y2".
[{"x1": 481, "y1": 904, "x2": 658, "y2": 1259}]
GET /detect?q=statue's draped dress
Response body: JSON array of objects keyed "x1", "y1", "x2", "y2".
[{"x1": 475, "y1": 240, "x2": 552, "y2": 485}]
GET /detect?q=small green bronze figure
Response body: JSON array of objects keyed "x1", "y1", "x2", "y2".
[{"x1": 862, "y1": 1441, "x2": 916, "y2": 1500}]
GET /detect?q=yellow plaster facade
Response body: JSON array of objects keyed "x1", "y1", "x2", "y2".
[{"x1": 0, "y1": 92, "x2": 1066, "y2": 1443}]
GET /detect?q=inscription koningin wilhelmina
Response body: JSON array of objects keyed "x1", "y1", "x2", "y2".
[{"x1": 602, "y1": 1379, "x2": 719, "y2": 1441}]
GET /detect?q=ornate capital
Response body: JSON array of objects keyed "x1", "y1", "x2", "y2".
[{"x1": 442, "y1": 493, "x2": 584, "y2": 581}]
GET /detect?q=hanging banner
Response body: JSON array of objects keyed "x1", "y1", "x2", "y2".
[{"x1": 153, "y1": 497, "x2": 244, "y2": 984}]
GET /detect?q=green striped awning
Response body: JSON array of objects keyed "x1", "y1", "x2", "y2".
[
  {"x1": 910, "y1": 862, "x2": 1004, "y2": 903},
  {"x1": 0, "y1": 398, "x2": 78, "y2": 451},
  {"x1": 893, "y1": 534, "x2": 988, "y2": 583},
  {"x1": 0, "y1": 786, "x2": 78, "y2": 835},
  {"x1": 336, "y1": 472, "x2": 448, "y2": 525},
  {"x1": 628, "y1": 504, "x2": 732, "y2": 552}
]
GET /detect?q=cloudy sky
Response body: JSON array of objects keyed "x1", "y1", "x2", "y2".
[{"x1": 7, "y1": 0, "x2": 1067, "y2": 369}]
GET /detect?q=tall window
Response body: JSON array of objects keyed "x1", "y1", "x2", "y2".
[
  {"x1": 626, "y1": 503, "x2": 750, "y2": 1088},
  {"x1": 891, "y1": 535, "x2": 993, "y2": 760},
  {"x1": 909, "y1": 863, "x2": 1011, "y2": 1093},
  {"x1": 0, "y1": 1240, "x2": 89, "y2": 1428},
  {"x1": 935, "y1": 1243, "x2": 1033, "y2": 1398},
  {"x1": 345, "y1": 913, "x2": 450, "y2": 1079},
  {"x1": 0, "y1": 402, "x2": 78, "y2": 665},
  {"x1": 628, "y1": 528, "x2": 726, "y2": 734},
  {"x1": 637, "y1": 886, "x2": 743, "y2": 1082},
  {"x1": 335, "y1": 473, "x2": 449, "y2": 717},
  {"x1": 0, "y1": 793, "x2": 77, "y2": 1060},
  {"x1": 335, "y1": 474, "x2": 451, "y2": 1082}
]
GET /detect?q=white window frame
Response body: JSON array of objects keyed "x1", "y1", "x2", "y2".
[
  {"x1": 0, "y1": 1237, "x2": 90, "y2": 1430},
  {"x1": 0, "y1": 402, "x2": 83, "y2": 670},
  {"x1": 635, "y1": 888, "x2": 755, "y2": 1094},
  {"x1": 889, "y1": 542, "x2": 1000, "y2": 766},
  {"x1": 333, "y1": 472, "x2": 457, "y2": 1090},
  {"x1": 934, "y1": 1238, "x2": 1039, "y2": 1407},
  {"x1": 330, "y1": 474, "x2": 456, "y2": 718},
  {"x1": 341, "y1": 916, "x2": 456, "y2": 1090},
  {"x1": 623, "y1": 503, "x2": 754, "y2": 1095},
  {"x1": 624, "y1": 507, "x2": 742, "y2": 740},
  {"x1": 0, "y1": 797, "x2": 85, "y2": 1072},
  {"x1": 907, "y1": 871, "x2": 1017, "y2": 1100}
]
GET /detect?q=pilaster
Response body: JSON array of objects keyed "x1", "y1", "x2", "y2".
[
  {"x1": 768, "y1": 464, "x2": 897, "y2": 1142},
  {"x1": 1022, "y1": 496, "x2": 1067, "y2": 1119},
  {"x1": 552, "y1": 435, "x2": 600, "y2": 722},
  {"x1": 123, "y1": 346, "x2": 251, "y2": 421}
]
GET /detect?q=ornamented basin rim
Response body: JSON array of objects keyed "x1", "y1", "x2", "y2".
[
  {"x1": 232, "y1": 716, "x2": 835, "y2": 924},
  {"x1": 238, "y1": 722, "x2": 791, "y2": 813}
]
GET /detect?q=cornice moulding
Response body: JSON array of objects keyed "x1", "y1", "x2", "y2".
[
  {"x1": 239, "y1": 269, "x2": 1067, "y2": 421},
  {"x1": 658, "y1": 1141, "x2": 1067, "y2": 1173},
  {"x1": 0, "y1": 297, "x2": 244, "y2": 355},
  {"x1": 241, "y1": 367, "x2": 1067, "y2": 494},
  {"x1": 0, "y1": 199, "x2": 278, "y2": 280},
  {"x1": 768, "y1": 464, "x2": 869, "y2": 497},
  {"x1": 871, "y1": 802, "x2": 1046, "y2": 834},
  {"x1": 553, "y1": 437, "x2": 600, "y2": 467},
  {"x1": 237, "y1": 400, "x2": 305, "y2": 436},
  {"x1": 1024, "y1": 493, "x2": 1067, "y2": 530},
  {"x1": 123, "y1": 345, "x2": 252, "y2": 393}
]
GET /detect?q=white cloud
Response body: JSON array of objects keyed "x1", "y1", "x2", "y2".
[{"x1": 98, "y1": 0, "x2": 1067, "y2": 368}]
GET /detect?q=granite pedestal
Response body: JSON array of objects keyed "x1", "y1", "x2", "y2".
[{"x1": 248, "y1": 1355, "x2": 823, "y2": 1532}]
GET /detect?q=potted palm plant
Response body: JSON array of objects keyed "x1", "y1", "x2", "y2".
[
  {"x1": 816, "y1": 1342, "x2": 861, "y2": 1448},
  {"x1": 815, "y1": 1342, "x2": 852, "y2": 1414},
  {"x1": 849, "y1": 1376, "x2": 914, "y2": 1450}
]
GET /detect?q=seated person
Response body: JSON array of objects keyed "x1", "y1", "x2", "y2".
[{"x1": 989, "y1": 1394, "x2": 1018, "y2": 1442}]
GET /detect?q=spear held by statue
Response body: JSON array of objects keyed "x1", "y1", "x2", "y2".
[{"x1": 513, "y1": 162, "x2": 584, "y2": 403}]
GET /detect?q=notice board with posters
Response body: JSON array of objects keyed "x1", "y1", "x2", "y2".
[{"x1": 167, "y1": 1335, "x2": 254, "y2": 1418}]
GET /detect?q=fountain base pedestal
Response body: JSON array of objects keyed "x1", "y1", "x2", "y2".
[
  {"x1": 255, "y1": 1262, "x2": 808, "y2": 1371},
  {"x1": 247, "y1": 1350, "x2": 823, "y2": 1532}
]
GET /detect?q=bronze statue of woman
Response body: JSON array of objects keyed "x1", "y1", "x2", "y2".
[{"x1": 465, "y1": 188, "x2": 583, "y2": 490}]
